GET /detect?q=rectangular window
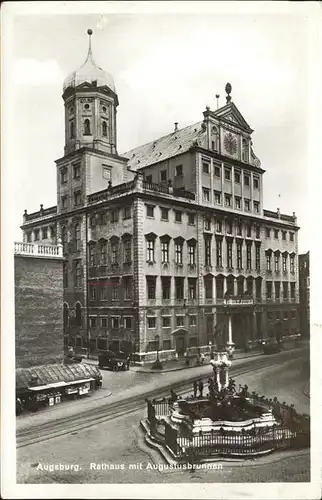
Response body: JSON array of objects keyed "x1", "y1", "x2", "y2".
[
  {"x1": 236, "y1": 220, "x2": 242, "y2": 236},
  {"x1": 255, "y1": 225, "x2": 260, "y2": 239},
  {"x1": 99, "y1": 285, "x2": 108, "y2": 301},
  {"x1": 244, "y1": 174, "x2": 250, "y2": 186},
  {"x1": 123, "y1": 206, "x2": 131, "y2": 219},
  {"x1": 214, "y1": 165, "x2": 221, "y2": 177},
  {"x1": 290, "y1": 282, "x2": 296, "y2": 299},
  {"x1": 100, "y1": 242, "x2": 107, "y2": 265},
  {"x1": 216, "y1": 239, "x2": 222, "y2": 267},
  {"x1": 162, "y1": 277, "x2": 171, "y2": 299},
  {"x1": 283, "y1": 282, "x2": 288, "y2": 299},
  {"x1": 290, "y1": 255, "x2": 295, "y2": 273},
  {"x1": 111, "y1": 282, "x2": 119, "y2": 300},
  {"x1": 274, "y1": 229, "x2": 279, "y2": 239},
  {"x1": 176, "y1": 316, "x2": 185, "y2": 327},
  {"x1": 253, "y1": 201, "x2": 259, "y2": 213},
  {"x1": 282, "y1": 231, "x2": 287, "y2": 240},
  {"x1": 216, "y1": 277, "x2": 224, "y2": 299},
  {"x1": 266, "y1": 227, "x2": 271, "y2": 238},
  {"x1": 146, "y1": 174, "x2": 152, "y2": 184},
  {"x1": 111, "y1": 209, "x2": 118, "y2": 223},
  {"x1": 188, "y1": 244, "x2": 196, "y2": 265},
  {"x1": 225, "y1": 194, "x2": 232, "y2": 207},
  {"x1": 205, "y1": 237, "x2": 211, "y2": 266},
  {"x1": 61, "y1": 195, "x2": 68, "y2": 209},
  {"x1": 202, "y1": 161, "x2": 210, "y2": 174},
  {"x1": 256, "y1": 279, "x2": 262, "y2": 300},
  {"x1": 89, "y1": 317, "x2": 97, "y2": 328},
  {"x1": 204, "y1": 277, "x2": 213, "y2": 299},
  {"x1": 163, "y1": 339, "x2": 171, "y2": 350},
  {"x1": 214, "y1": 191, "x2": 221, "y2": 204},
  {"x1": 275, "y1": 282, "x2": 280, "y2": 300},
  {"x1": 147, "y1": 277, "x2": 156, "y2": 299},
  {"x1": 188, "y1": 278, "x2": 197, "y2": 299},
  {"x1": 42, "y1": 227, "x2": 48, "y2": 239},
  {"x1": 234, "y1": 171, "x2": 241, "y2": 183},
  {"x1": 123, "y1": 277, "x2": 132, "y2": 300},
  {"x1": 189, "y1": 315, "x2": 197, "y2": 326},
  {"x1": 227, "y1": 240, "x2": 233, "y2": 268},
  {"x1": 244, "y1": 199, "x2": 250, "y2": 211},
  {"x1": 237, "y1": 241, "x2": 243, "y2": 269},
  {"x1": 162, "y1": 316, "x2": 171, "y2": 328},
  {"x1": 26, "y1": 232, "x2": 32, "y2": 243},
  {"x1": 73, "y1": 164, "x2": 81, "y2": 179},
  {"x1": 246, "y1": 223, "x2": 252, "y2": 237},
  {"x1": 160, "y1": 170, "x2": 167, "y2": 182},
  {"x1": 216, "y1": 219, "x2": 222, "y2": 232},
  {"x1": 203, "y1": 188, "x2": 210, "y2": 202},
  {"x1": 175, "y1": 242, "x2": 183, "y2": 264},
  {"x1": 226, "y1": 220, "x2": 233, "y2": 234},
  {"x1": 175, "y1": 211, "x2": 182, "y2": 222},
  {"x1": 289, "y1": 232, "x2": 294, "y2": 242},
  {"x1": 253, "y1": 177, "x2": 259, "y2": 189},
  {"x1": 175, "y1": 165, "x2": 183, "y2": 177},
  {"x1": 204, "y1": 217, "x2": 211, "y2": 231},
  {"x1": 60, "y1": 168, "x2": 68, "y2": 184},
  {"x1": 255, "y1": 244, "x2": 261, "y2": 271},
  {"x1": 101, "y1": 317, "x2": 108, "y2": 328},
  {"x1": 112, "y1": 317, "x2": 119, "y2": 329},
  {"x1": 247, "y1": 244, "x2": 252, "y2": 270},
  {"x1": 266, "y1": 281, "x2": 272, "y2": 299},
  {"x1": 146, "y1": 239, "x2": 155, "y2": 262},
  {"x1": 89, "y1": 246, "x2": 96, "y2": 267},
  {"x1": 146, "y1": 205, "x2": 154, "y2": 218},
  {"x1": 188, "y1": 213, "x2": 195, "y2": 225},
  {"x1": 235, "y1": 196, "x2": 241, "y2": 209},
  {"x1": 111, "y1": 242, "x2": 119, "y2": 264},
  {"x1": 266, "y1": 254, "x2": 272, "y2": 271},
  {"x1": 147, "y1": 317, "x2": 156, "y2": 329},
  {"x1": 224, "y1": 168, "x2": 231, "y2": 181},
  {"x1": 161, "y1": 208, "x2": 169, "y2": 220},
  {"x1": 161, "y1": 241, "x2": 169, "y2": 263},
  {"x1": 124, "y1": 317, "x2": 132, "y2": 329},
  {"x1": 123, "y1": 239, "x2": 132, "y2": 263},
  {"x1": 90, "y1": 284, "x2": 97, "y2": 301},
  {"x1": 74, "y1": 190, "x2": 81, "y2": 206},
  {"x1": 282, "y1": 254, "x2": 287, "y2": 272},
  {"x1": 274, "y1": 253, "x2": 280, "y2": 272},
  {"x1": 175, "y1": 277, "x2": 184, "y2": 300},
  {"x1": 102, "y1": 166, "x2": 111, "y2": 180}
]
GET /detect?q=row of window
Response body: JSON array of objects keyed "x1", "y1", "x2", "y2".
[
  {"x1": 61, "y1": 164, "x2": 112, "y2": 185},
  {"x1": 26, "y1": 226, "x2": 56, "y2": 242},
  {"x1": 89, "y1": 316, "x2": 132, "y2": 329},
  {"x1": 61, "y1": 191, "x2": 82, "y2": 209},
  {"x1": 90, "y1": 206, "x2": 131, "y2": 226},
  {"x1": 145, "y1": 276, "x2": 263, "y2": 301},
  {"x1": 266, "y1": 281, "x2": 296, "y2": 300},
  {"x1": 147, "y1": 314, "x2": 197, "y2": 329},
  {"x1": 266, "y1": 252, "x2": 295, "y2": 274},
  {"x1": 63, "y1": 260, "x2": 82, "y2": 288},
  {"x1": 146, "y1": 236, "x2": 261, "y2": 270},
  {"x1": 89, "y1": 278, "x2": 132, "y2": 301},
  {"x1": 203, "y1": 162, "x2": 260, "y2": 189},
  {"x1": 203, "y1": 188, "x2": 260, "y2": 212},
  {"x1": 267, "y1": 310, "x2": 297, "y2": 321},
  {"x1": 88, "y1": 238, "x2": 132, "y2": 266},
  {"x1": 266, "y1": 228, "x2": 294, "y2": 241},
  {"x1": 69, "y1": 119, "x2": 108, "y2": 139}
]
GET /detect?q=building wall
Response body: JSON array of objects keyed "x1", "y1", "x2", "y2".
[{"x1": 15, "y1": 254, "x2": 64, "y2": 368}]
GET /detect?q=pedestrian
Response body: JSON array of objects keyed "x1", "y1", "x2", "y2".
[
  {"x1": 193, "y1": 380, "x2": 197, "y2": 398},
  {"x1": 200, "y1": 352, "x2": 205, "y2": 364},
  {"x1": 170, "y1": 388, "x2": 178, "y2": 403},
  {"x1": 198, "y1": 380, "x2": 204, "y2": 398}
]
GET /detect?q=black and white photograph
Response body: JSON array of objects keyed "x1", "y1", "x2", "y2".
[{"x1": 1, "y1": 1, "x2": 321, "y2": 499}]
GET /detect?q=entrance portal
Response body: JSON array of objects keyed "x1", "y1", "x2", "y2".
[{"x1": 172, "y1": 328, "x2": 188, "y2": 357}]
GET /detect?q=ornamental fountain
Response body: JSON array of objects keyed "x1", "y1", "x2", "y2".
[{"x1": 141, "y1": 343, "x2": 310, "y2": 463}]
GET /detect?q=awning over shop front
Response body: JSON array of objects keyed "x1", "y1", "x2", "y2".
[{"x1": 16, "y1": 363, "x2": 101, "y2": 392}]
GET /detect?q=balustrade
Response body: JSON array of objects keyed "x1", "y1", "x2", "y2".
[{"x1": 14, "y1": 241, "x2": 63, "y2": 258}]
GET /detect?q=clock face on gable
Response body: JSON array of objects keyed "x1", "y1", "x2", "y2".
[{"x1": 224, "y1": 132, "x2": 238, "y2": 155}]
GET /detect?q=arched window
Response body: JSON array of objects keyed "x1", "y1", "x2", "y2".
[
  {"x1": 75, "y1": 223, "x2": 81, "y2": 251},
  {"x1": 63, "y1": 303, "x2": 69, "y2": 330},
  {"x1": 84, "y1": 119, "x2": 91, "y2": 136},
  {"x1": 70, "y1": 121, "x2": 75, "y2": 139},
  {"x1": 75, "y1": 302, "x2": 82, "y2": 326},
  {"x1": 102, "y1": 121, "x2": 107, "y2": 137}
]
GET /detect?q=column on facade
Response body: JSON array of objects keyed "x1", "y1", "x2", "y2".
[{"x1": 31, "y1": 230, "x2": 36, "y2": 242}]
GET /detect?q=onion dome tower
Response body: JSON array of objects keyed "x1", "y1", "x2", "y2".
[{"x1": 62, "y1": 29, "x2": 119, "y2": 156}]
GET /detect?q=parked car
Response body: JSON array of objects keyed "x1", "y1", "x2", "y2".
[
  {"x1": 98, "y1": 351, "x2": 131, "y2": 371},
  {"x1": 261, "y1": 338, "x2": 281, "y2": 354}
]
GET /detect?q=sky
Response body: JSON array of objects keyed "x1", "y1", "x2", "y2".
[{"x1": 3, "y1": 3, "x2": 316, "y2": 253}]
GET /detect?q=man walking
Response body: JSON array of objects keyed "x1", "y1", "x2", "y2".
[
  {"x1": 193, "y1": 380, "x2": 198, "y2": 398},
  {"x1": 198, "y1": 380, "x2": 204, "y2": 398}
]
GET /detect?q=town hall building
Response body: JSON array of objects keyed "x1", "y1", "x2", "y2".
[{"x1": 21, "y1": 30, "x2": 300, "y2": 363}]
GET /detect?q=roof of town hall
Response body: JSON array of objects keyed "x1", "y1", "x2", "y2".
[{"x1": 122, "y1": 121, "x2": 205, "y2": 170}]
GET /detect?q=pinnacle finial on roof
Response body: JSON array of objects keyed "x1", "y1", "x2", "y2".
[
  {"x1": 225, "y1": 83, "x2": 232, "y2": 104},
  {"x1": 85, "y1": 29, "x2": 94, "y2": 63}
]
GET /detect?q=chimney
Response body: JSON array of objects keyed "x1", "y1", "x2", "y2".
[{"x1": 174, "y1": 122, "x2": 178, "y2": 132}]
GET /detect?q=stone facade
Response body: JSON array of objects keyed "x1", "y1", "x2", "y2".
[
  {"x1": 14, "y1": 242, "x2": 64, "y2": 368},
  {"x1": 20, "y1": 33, "x2": 300, "y2": 363},
  {"x1": 299, "y1": 252, "x2": 310, "y2": 338}
]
